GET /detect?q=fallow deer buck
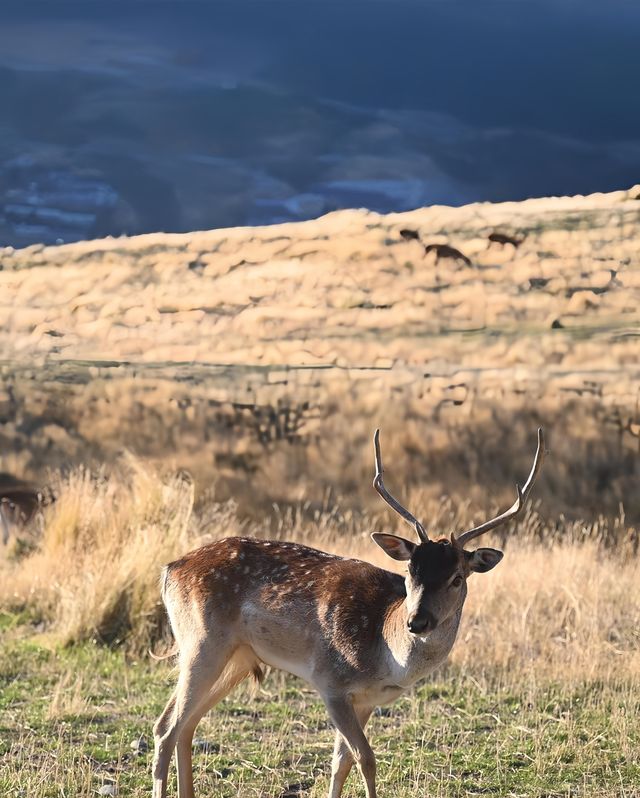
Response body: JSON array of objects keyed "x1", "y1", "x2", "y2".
[{"x1": 152, "y1": 428, "x2": 545, "y2": 798}]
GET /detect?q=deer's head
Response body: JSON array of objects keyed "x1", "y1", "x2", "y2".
[{"x1": 370, "y1": 428, "x2": 545, "y2": 636}]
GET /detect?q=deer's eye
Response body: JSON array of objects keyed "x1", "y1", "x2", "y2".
[{"x1": 451, "y1": 575, "x2": 463, "y2": 588}]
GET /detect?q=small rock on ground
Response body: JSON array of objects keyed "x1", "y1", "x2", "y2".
[
  {"x1": 192, "y1": 739, "x2": 220, "y2": 754},
  {"x1": 130, "y1": 735, "x2": 149, "y2": 755}
]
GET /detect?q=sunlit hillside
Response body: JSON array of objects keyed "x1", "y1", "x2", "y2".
[{"x1": 2, "y1": 186, "x2": 640, "y2": 523}]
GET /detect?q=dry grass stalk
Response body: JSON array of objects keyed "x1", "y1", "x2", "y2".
[
  {"x1": 0, "y1": 456, "x2": 198, "y2": 651},
  {"x1": 47, "y1": 670, "x2": 90, "y2": 720}
]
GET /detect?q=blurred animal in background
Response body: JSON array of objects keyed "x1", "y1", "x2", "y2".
[
  {"x1": 398, "y1": 227, "x2": 472, "y2": 267},
  {"x1": 487, "y1": 231, "x2": 526, "y2": 248},
  {"x1": 398, "y1": 228, "x2": 421, "y2": 242},
  {"x1": 0, "y1": 474, "x2": 49, "y2": 545},
  {"x1": 423, "y1": 242, "x2": 472, "y2": 267}
]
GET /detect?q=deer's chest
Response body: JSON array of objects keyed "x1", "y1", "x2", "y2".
[
  {"x1": 386, "y1": 612, "x2": 462, "y2": 688},
  {"x1": 352, "y1": 682, "x2": 407, "y2": 708}
]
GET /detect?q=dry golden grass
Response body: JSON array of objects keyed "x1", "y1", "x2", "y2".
[
  {"x1": 2, "y1": 187, "x2": 639, "y2": 367},
  {"x1": 1, "y1": 457, "x2": 200, "y2": 650},
  {"x1": 456, "y1": 541, "x2": 640, "y2": 683},
  {"x1": 2, "y1": 456, "x2": 638, "y2": 687},
  {"x1": 46, "y1": 670, "x2": 90, "y2": 720}
]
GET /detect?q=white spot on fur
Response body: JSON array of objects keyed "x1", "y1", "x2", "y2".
[{"x1": 243, "y1": 566, "x2": 250, "y2": 574}]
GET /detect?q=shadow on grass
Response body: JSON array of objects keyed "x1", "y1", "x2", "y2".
[{"x1": 275, "y1": 780, "x2": 314, "y2": 797}]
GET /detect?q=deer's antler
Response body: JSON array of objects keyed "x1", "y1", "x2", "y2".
[
  {"x1": 373, "y1": 429, "x2": 429, "y2": 544},
  {"x1": 454, "y1": 427, "x2": 545, "y2": 547}
]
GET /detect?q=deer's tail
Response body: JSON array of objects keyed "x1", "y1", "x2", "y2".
[{"x1": 149, "y1": 565, "x2": 179, "y2": 662}]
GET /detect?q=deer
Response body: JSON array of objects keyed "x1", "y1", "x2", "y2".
[
  {"x1": 487, "y1": 231, "x2": 526, "y2": 249},
  {"x1": 397, "y1": 228, "x2": 472, "y2": 268},
  {"x1": 0, "y1": 473, "x2": 44, "y2": 545},
  {"x1": 398, "y1": 228, "x2": 421, "y2": 242},
  {"x1": 423, "y1": 242, "x2": 472, "y2": 267},
  {"x1": 152, "y1": 428, "x2": 545, "y2": 798}
]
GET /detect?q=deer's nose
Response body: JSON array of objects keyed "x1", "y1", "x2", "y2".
[{"x1": 407, "y1": 611, "x2": 437, "y2": 635}]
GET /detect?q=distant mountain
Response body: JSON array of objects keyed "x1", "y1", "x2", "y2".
[{"x1": 1, "y1": 2, "x2": 639, "y2": 246}]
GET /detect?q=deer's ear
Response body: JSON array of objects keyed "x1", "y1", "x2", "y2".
[
  {"x1": 371, "y1": 533, "x2": 416, "y2": 561},
  {"x1": 466, "y1": 547, "x2": 504, "y2": 573}
]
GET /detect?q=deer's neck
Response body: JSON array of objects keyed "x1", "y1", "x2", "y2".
[{"x1": 383, "y1": 599, "x2": 463, "y2": 687}]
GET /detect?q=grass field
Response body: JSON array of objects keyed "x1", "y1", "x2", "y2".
[
  {"x1": 2, "y1": 187, "x2": 640, "y2": 524},
  {"x1": 1, "y1": 634, "x2": 638, "y2": 798},
  {"x1": 1, "y1": 460, "x2": 639, "y2": 797}
]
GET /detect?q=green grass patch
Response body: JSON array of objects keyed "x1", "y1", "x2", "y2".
[{"x1": 0, "y1": 633, "x2": 638, "y2": 797}]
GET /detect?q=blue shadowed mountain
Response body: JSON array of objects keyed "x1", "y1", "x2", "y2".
[{"x1": 1, "y1": 1, "x2": 639, "y2": 246}]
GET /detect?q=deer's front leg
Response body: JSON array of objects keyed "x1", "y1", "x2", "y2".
[
  {"x1": 328, "y1": 705, "x2": 373, "y2": 798},
  {"x1": 328, "y1": 732, "x2": 353, "y2": 798},
  {"x1": 325, "y1": 698, "x2": 377, "y2": 798}
]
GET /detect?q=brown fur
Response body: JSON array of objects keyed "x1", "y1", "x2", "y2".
[
  {"x1": 164, "y1": 538, "x2": 407, "y2": 677},
  {"x1": 0, "y1": 477, "x2": 43, "y2": 520},
  {"x1": 488, "y1": 231, "x2": 524, "y2": 248}
]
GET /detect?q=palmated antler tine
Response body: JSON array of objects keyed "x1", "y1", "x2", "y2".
[
  {"x1": 373, "y1": 429, "x2": 429, "y2": 544},
  {"x1": 455, "y1": 427, "x2": 545, "y2": 547}
]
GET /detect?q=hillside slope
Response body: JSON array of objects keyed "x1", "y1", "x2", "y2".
[
  {"x1": 3, "y1": 186, "x2": 640, "y2": 361},
  {"x1": 1, "y1": 186, "x2": 639, "y2": 522}
]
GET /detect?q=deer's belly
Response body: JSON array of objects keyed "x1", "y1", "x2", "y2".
[
  {"x1": 240, "y1": 601, "x2": 317, "y2": 684},
  {"x1": 250, "y1": 643, "x2": 316, "y2": 684}
]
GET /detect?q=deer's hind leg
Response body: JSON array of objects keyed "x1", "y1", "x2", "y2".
[
  {"x1": 175, "y1": 647, "x2": 261, "y2": 798},
  {"x1": 152, "y1": 637, "x2": 237, "y2": 798}
]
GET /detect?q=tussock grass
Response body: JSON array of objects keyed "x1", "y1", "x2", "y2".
[
  {"x1": 0, "y1": 457, "x2": 201, "y2": 651},
  {"x1": 2, "y1": 456, "x2": 639, "y2": 685},
  {"x1": 457, "y1": 541, "x2": 640, "y2": 682},
  {"x1": 3, "y1": 188, "x2": 640, "y2": 529},
  {"x1": 46, "y1": 670, "x2": 90, "y2": 720}
]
